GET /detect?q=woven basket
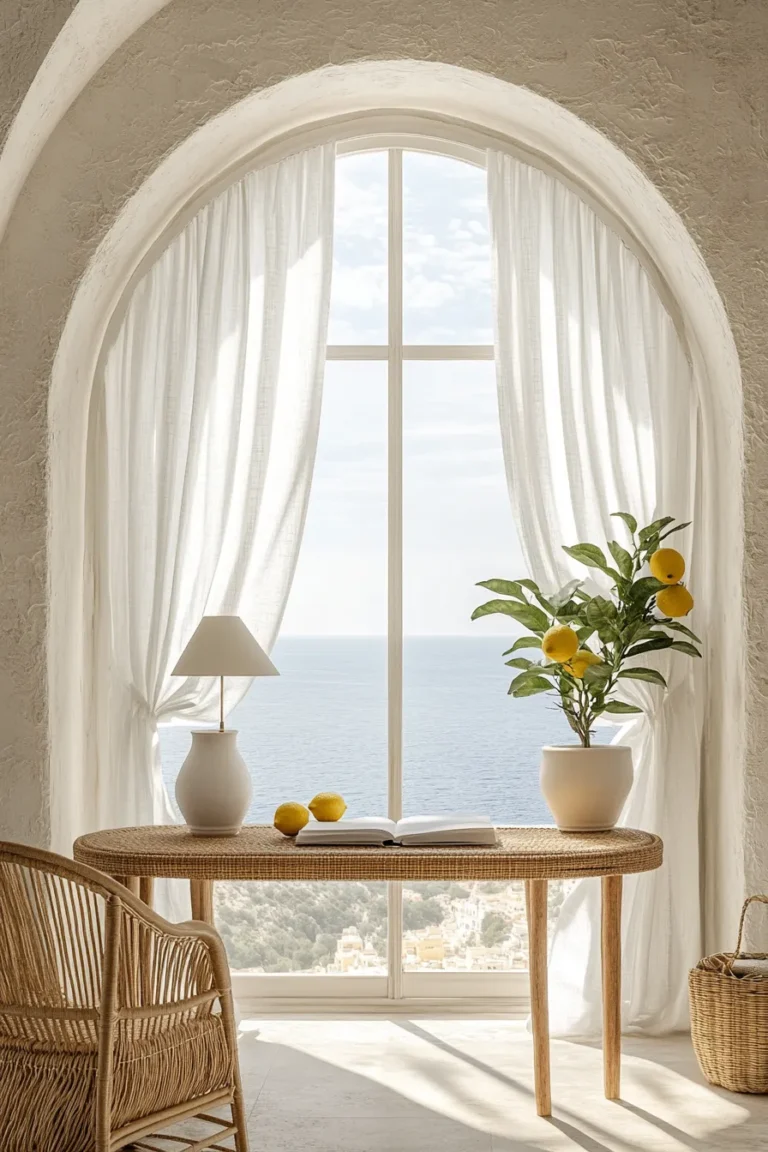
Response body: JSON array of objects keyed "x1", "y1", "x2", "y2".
[{"x1": 689, "y1": 894, "x2": 768, "y2": 1093}]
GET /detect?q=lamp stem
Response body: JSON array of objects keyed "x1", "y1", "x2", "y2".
[{"x1": 219, "y1": 674, "x2": 225, "y2": 732}]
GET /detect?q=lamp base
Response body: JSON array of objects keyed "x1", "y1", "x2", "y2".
[{"x1": 175, "y1": 729, "x2": 252, "y2": 837}]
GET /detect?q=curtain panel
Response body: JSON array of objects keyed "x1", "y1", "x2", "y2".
[
  {"x1": 52, "y1": 145, "x2": 335, "y2": 858},
  {"x1": 487, "y1": 150, "x2": 702, "y2": 1035}
]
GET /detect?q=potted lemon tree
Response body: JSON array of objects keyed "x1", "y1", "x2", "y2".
[{"x1": 472, "y1": 513, "x2": 700, "y2": 831}]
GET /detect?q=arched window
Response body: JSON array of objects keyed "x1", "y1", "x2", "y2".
[
  {"x1": 158, "y1": 139, "x2": 547, "y2": 1002},
  {"x1": 73, "y1": 114, "x2": 707, "y2": 1025}
]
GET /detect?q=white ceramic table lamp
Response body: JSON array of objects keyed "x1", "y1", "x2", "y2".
[{"x1": 171, "y1": 615, "x2": 278, "y2": 836}]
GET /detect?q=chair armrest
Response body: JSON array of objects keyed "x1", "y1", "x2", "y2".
[
  {"x1": 175, "y1": 919, "x2": 233, "y2": 995},
  {"x1": 114, "y1": 894, "x2": 233, "y2": 1011}
]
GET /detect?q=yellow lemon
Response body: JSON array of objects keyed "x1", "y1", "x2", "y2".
[
  {"x1": 650, "y1": 548, "x2": 686, "y2": 585},
  {"x1": 566, "y1": 650, "x2": 603, "y2": 679},
  {"x1": 274, "y1": 802, "x2": 310, "y2": 837},
  {"x1": 308, "y1": 792, "x2": 347, "y2": 822},
  {"x1": 656, "y1": 584, "x2": 694, "y2": 618},
  {"x1": 541, "y1": 624, "x2": 579, "y2": 663}
]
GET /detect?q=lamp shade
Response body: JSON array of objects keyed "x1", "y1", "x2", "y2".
[{"x1": 171, "y1": 616, "x2": 278, "y2": 677}]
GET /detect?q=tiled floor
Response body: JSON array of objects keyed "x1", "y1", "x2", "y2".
[{"x1": 232, "y1": 1018, "x2": 768, "y2": 1151}]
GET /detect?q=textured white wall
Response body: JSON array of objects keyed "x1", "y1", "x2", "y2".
[
  {"x1": 0, "y1": 0, "x2": 169, "y2": 238},
  {"x1": 0, "y1": 1, "x2": 78, "y2": 150},
  {"x1": 0, "y1": 0, "x2": 765, "y2": 941}
]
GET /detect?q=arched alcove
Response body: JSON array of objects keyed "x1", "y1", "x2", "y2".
[{"x1": 48, "y1": 60, "x2": 742, "y2": 950}]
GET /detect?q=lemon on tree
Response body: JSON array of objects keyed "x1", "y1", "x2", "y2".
[
  {"x1": 541, "y1": 624, "x2": 579, "y2": 663},
  {"x1": 274, "y1": 802, "x2": 310, "y2": 837},
  {"x1": 649, "y1": 548, "x2": 685, "y2": 585},
  {"x1": 472, "y1": 511, "x2": 701, "y2": 749},
  {"x1": 656, "y1": 584, "x2": 694, "y2": 618},
  {"x1": 567, "y1": 650, "x2": 603, "y2": 679},
  {"x1": 308, "y1": 792, "x2": 347, "y2": 822}
]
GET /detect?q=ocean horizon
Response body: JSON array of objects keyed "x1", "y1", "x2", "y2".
[{"x1": 159, "y1": 635, "x2": 610, "y2": 826}]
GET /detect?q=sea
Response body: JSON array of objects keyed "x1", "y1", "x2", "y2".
[{"x1": 159, "y1": 636, "x2": 610, "y2": 827}]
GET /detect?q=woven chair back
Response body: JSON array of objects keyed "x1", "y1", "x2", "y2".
[{"x1": 0, "y1": 844, "x2": 116, "y2": 1048}]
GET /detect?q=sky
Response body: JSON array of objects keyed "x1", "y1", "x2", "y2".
[{"x1": 281, "y1": 150, "x2": 527, "y2": 637}]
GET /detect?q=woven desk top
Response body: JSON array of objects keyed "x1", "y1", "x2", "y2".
[{"x1": 73, "y1": 825, "x2": 662, "y2": 883}]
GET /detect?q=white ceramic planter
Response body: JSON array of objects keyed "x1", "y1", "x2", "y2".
[
  {"x1": 540, "y1": 745, "x2": 633, "y2": 832},
  {"x1": 175, "y1": 729, "x2": 252, "y2": 837}
]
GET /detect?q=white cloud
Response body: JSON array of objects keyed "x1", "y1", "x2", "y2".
[
  {"x1": 282, "y1": 152, "x2": 520, "y2": 637},
  {"x1": 330, "y1": 263, "x2": 386, "y2": 311},
  {"x1": 404, "y1": 275, "x2": 455, "y2": 310},
  {"x1": 329, "y1": 147, "x2": 495, "y2": 342},
  {"x1": 333, "y1": 154, "x2": 388, "y2": 242}
]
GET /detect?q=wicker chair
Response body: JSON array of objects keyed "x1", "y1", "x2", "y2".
[{"x1": 0, "y1": 841, "x2": 248, "y2": 1152}]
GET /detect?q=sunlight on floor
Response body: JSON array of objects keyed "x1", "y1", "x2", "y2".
[{"x1": 236, "y1": 1018, "x2": 764, "y2": 1151}]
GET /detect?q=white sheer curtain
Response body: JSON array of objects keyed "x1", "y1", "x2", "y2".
[
  {"x1": 54, "y1": 145, "x2": 335, "y2": 857},
  {"x1": 488, "y1": 150, "x2": 703, "y2": 1034}
]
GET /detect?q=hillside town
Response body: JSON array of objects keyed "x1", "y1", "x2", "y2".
[{"x1": 215, "y1": 878, "x2": 567, "y2": 974}]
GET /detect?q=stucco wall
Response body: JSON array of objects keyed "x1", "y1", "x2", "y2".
[
  {"x1": 0, "y1": 1, "x2": 77, "y2": 148},
  {"x1": 0, "y1": 0, "x2": 766, "y2": 923}
]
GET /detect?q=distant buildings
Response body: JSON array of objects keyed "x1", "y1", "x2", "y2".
[
  {"x1": 219, "y1": 878, "x2": 570, "y2": 975},
  {"x1": 328, "y1": 881, "x2": 565, "y2": 974},
  {"x1": 333, "y1": 927, "x2": 382, "y2": 972}
]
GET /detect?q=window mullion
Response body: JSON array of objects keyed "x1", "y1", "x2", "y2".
[
  {"x1": 386, "y1": 147, "x2": 404, "y2": 1001},
  {"x1": 326, "y1": 344, "x2": 494, "y2": 361}
]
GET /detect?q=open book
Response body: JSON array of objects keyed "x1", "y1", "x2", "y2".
[{"x1": 295, "y1": 814, "x2": 497, "y2": 847}]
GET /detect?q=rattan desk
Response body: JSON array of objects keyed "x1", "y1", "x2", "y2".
[{"x1": 74, "y1": 824, "x2": 662, "y2": 1116}]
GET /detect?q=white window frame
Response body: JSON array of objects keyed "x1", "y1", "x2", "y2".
[
  {"x1": 122, "y1": 111, "x2": 685, "y2": 1014},
  {"x1": 234, "y1": 131, "x2": 531, "y2": 1014}
]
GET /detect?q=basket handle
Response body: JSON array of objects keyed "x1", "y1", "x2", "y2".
[{"x1": 727, "y1": 894, "x2": 768, "y2": 969}]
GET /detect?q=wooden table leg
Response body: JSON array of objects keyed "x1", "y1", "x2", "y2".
[
  {"x1": 190, "y1": 879, "x2": 215, "y2": 926},
  {"x1": 602, "y1": 874, "x2": 623, "y2": 1100},
  {"x1": 139, "y1": 876, "x2": 154, "y2": 909},
  {"x1": 525, "y1": 878, "x2": 551, "y2": 1117}
]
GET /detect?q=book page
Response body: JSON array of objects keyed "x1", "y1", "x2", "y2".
[
  {"x1": 395, "y1": 814, "x2": 491, "y2": 835},
  {"x1": 302, "y1": 817, "x2": 397, "y2": 836}
]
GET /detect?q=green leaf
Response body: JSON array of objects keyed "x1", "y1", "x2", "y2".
[
  {"x1": 476, "y1": 579, "x2": 527, "y2": 601},
  {"x1": 471, "y1": 599, "x2": 550, "y2": 632},
  {"x1": 555, "y1": 605, "x2": 580, "y2": 619},
  {"x1": 515, "y1": 578, "x2": 555, "y2": 614},
  {"x1": 629, "y1": 576, "x2": 666, "y2": 606},
  {"x1": 669, "y1": 640, "x2": 702, "y2": 658},
  {"x1": 562, "y1": 544, "x2": 623, "y2": 584},
  {"x1": 626, "y1": 636, "x2": 674, "y2": 658},
  {"x1": 562, "y1": 543, "x2": 610, "y2": 570},
  {"x1": 618, "y1": 667, "x2": 668, "y2": 687},
  {"x1": 586, "y1": 596, "x2": 618, "y2": 625},
  {"x1": 582, "y1": 598, "x2": 619, "y2": 646},
  {"x1": 659, "y1": 521, "x2": 691, "y2": 541},
  {"x1": 624, "y1": 622, "x2": 662, "y2": 644},
  {"x1": 576, "y1": 624, "x2": 597, "y2": 644},
  {"x1": 583, "y1": 663, "x2": 611, "y2": 688},
  {"x1": 612, "y1": 511, "x2": 638, "y2": 535},
  {"x1": 662, "y1": 620, "x2": 702, "y2": 644},
  {"x1": 505, "y1": 657, "x2": 534, "y2": 670},
  {"x1": 509, "y1": 675, "x2": 553, "y2": 698},
  {"x1": 608, "y1": 540, "x2": 633, "y2": 580},
  {"x1": 603, "y1": 700, "x2": 644, "y2": 715},
  {"x1": 501, "y1": 635, "x2": 543, "y2": 656},
  {"x1": 639, "y1": 517, "x2": 675, "y2": 543}
]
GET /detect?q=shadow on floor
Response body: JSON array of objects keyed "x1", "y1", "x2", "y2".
[{"x1": 235, "y1": 1022, "x2": 764, "y2": 1152}]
